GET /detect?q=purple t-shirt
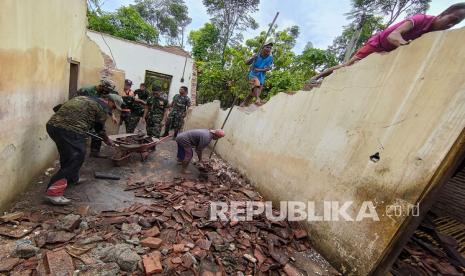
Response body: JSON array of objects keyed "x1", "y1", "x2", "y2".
[
  {"x1": 176, "y1": 129, "x2": 213, "y2": 150},
  {"x1": 367, "y1": 14, "x2": 436, "y2": 52}
]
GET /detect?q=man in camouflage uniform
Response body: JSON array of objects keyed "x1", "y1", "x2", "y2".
[
  {"x1": 162, "y1": 86, "x2": 191, "y2": 138},
  {"x1": 46, "y1": 94, "x2": 123, "y2": 205},
  {"x1": 125, "y1": 83, "x2": 150, "y2": 133},
  {"x1": 77, "y1": 79, "x2": 118, "y2": 97},
  {"x1": 146, "y1": 86, "x2": 168, "y2": 138},
  {"x1": 76, "y1": 79, "x2": 118, "y2": 157},
  {"x1": 120, "y1": 79, "x2": 134, "y2": 131}
]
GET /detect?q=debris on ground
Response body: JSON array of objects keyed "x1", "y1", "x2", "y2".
[
  {"x1": 0, "y1": 155, "x2": 338, "y2": 275},
  {"x1": 392, "y1": 214, "x2": 465, "y2": 276}
]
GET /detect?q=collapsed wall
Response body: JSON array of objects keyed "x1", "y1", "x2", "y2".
[
  {"x1": 0, "y1": 0, "x2": 123, "y2": 209},
  {"x1": 185, "y1": 27, "x2": 465, "y2": 274}
]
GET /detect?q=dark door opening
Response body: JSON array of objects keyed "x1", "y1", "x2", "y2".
[
  {"x1": 144, "y1": 70, "x2": 173, "y2": 98},
  {"x1": 68, "y1": 61, "x2": 79, "y2": 99}
]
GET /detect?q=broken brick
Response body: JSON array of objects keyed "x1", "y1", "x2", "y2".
[
  {"x1": 0, "y1": 222, "x2": 37, "y2": 238},
  {"x1": 46, "y1": 231, "x2": 75, "y2": 244},
  {"x1": 254, "y1": 247, "x2": 266, "y2": 266},
  {"x1": 143, "y1": 226, "x2": 160, "y2": 237},
  {"x1": 142, "y1": 251, "x2": 163, "y2": 274},
  {"x1": 0, "y1": 257, "x2": 21, "y2": 272},
  {"x1": 46, "y1": 249, "x2": 74, "y2": 276},
  {"x1": 172, "y1": 244, "x2": 185, "y2": 253},
  {"x1": 191, "y1": 247, "x2": 207, "y2": 259},
  {"x1": 99, "y1": 216, "x2": 127, "y2": 225},
  {"x1": 195, "y1": 239, "x2": 212, "y2": 250},
  {"x1": 0, "y1": 212, "x2": 24, "y2": 223},
  {"x1": 57, "y1": 214, "x2": 81, "y2": 231},
  {"x1": 171, "y1": 257, "x2": 182, "y2": 264},
  {"x1": 181, "y1": 253, "x2": 196, "y2": 268},
  {"x1": 293, "y1": 229, "x2": 308, "y2": 239},
  {"x1": 283, "y1": 263, "x2": 306, "y2": 276},
  {"x1": 76, "y1": 205, "x2": 90, "y2": 216},
  {"x1": 141, "y1": 237, "x2": 163, "y2": 249}
]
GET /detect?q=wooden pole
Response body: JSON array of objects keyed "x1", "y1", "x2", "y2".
[{"x1": 209, "y1": 12, "x2": 280, "y2": 159}]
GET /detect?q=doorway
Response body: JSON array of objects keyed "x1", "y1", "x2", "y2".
[
  {"x1": 68, "y1": 61, "x2": 79, "y2": 99},
  {"x1": 144, "y1": 70, "x2": 173, "y2": 98}
]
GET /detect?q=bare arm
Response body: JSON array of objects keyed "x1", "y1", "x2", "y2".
[
  {"x1": 196, "y1": 149, "x2": 203, "y2": 162},
  {"x1": 246, "y1": 54, "x2": 257, "y2": 65},
  {"x1": 387, "y1": 21, "x2": 414, "y2": 47}
]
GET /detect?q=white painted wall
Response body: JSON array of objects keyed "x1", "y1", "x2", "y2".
[{"x1": 87, "y1": 30, "x2": 194, "y2": 101}]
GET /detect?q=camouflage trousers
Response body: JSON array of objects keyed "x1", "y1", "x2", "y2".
[
  {"x1": 146, "y1": 113, "x2": 164, "y2": 138},
  {"x1": 165, "y1": 112, "x2": 186, "y2": 132},
  {"x1": 124, "y1": 114, "x2": 141, "y2": 133}
]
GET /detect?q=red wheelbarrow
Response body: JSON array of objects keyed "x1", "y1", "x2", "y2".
[{"x1": 108, "y1": 133, "x2": 172, "y2": 166}]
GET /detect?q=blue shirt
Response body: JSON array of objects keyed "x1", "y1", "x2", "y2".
[{"x1": 248, "y1": 54, "x2": 273, "y2": 85}]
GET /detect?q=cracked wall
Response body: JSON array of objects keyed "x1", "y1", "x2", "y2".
[
  {"x1": 186, "y1": 27, "x2": 465, "y2": 274},
  {"x1": 0, "y1": 0, "x2": 122, "y2": 209}
]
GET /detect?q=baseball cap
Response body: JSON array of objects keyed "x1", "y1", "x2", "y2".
[
  {"x1": 264, "y1": 40, "x2": 274, "y2": 47},
  {"x1": 100, "y1": 79, "x2": 116, "y2": 91},
  {"x1": 125, "y1": 79, "x2": 133, "y2": 86},
  {"x1": 106, "y1": 94, "x2": 123, "y2": 111}
]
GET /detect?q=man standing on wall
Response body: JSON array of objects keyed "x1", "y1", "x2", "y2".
[
  {"x1": 146, "y1": 85, "x2": 168, "y2": 138},
  {"x1": 162, "y1": 86, "x2": 191, "y2": 138},
  {"x1": 126, "y1": 83, "x2": 149, "y2": 133},
  {"x1": 76, "y1": 79, "x2": 118, "y2": 158},
  {"x1": 45, "y1": 94, "x2": 123, "y2": 205},
  {"x1": 240, "y1": 42, "x2": 273, "y2": 107}
]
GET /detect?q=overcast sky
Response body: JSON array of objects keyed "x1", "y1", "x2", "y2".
[{"x1": 100, "y1": 0, "x2": 465, "y2": 53}]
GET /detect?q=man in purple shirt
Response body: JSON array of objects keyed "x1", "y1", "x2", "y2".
[
  {"x1": 309, "y1": 3, "x2": 465, "y2": 85},
  {"x1": 176, "y1": 129, "x2": 226, "y2": 174}
]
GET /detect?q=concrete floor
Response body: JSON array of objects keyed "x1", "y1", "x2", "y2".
[{"x1": 12, "y1": 138, "x2": 200, "y2": 213}]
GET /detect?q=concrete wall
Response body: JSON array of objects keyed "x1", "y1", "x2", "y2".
[
  {"x1": 185, "y1": 28, "x2": 465, "y2": 274},
  {"x1": 0, "y1": 0, "x2": 118, "y2": 209},
  {"x1": 87, "y1": 31, "x2": 195, "y2": 102}
]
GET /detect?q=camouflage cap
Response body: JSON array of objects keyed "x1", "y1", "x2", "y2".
[
  {"x1": 100, "y1": 79, "x2": 116, "y2": 91},
  {"x1": 105, "y1": 94, "x2": 123, "y2": 111}
]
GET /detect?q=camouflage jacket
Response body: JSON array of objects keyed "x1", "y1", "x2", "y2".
[
  {"x1": 132, "y1": 89, "x2": 150, "y2": 117},
  {"x1": 171, "y1": 94, "x2": 191, "y2": 114},
  {"x1": 48, "y1": 96, "x2": 108, "y2": 135},
  {"x1": 147, "y1": 96, "x2": 168, "y2": 117}
]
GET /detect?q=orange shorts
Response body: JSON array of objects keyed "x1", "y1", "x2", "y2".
[{"x1": 353, "y1": 44, "x2": 383, "y2": 60}]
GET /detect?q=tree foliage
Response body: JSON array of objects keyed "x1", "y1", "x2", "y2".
[
  {"x1": 188, "y1": 23, "x2": 220, "y2": 62},
  {"x1": 202, "y1": 0, "x2": 260, "y2": 66},
  {"x1": 192, "y1": 25, "x2": 338, "y2": 107},
  {"x1": 87, "y1": 6, "x2": 158, "y2": 44},
  {"x1": 328, "y1": 14, "x2": 385, "y2": 61},
  {"x1": 133, "y1": 0, "x2": 192, "y2": 47},
  {"x1": 349, "y1": 0, "x2": 430, "y2": 26}
]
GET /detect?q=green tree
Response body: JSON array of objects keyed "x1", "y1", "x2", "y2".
[
  {"x1": 133, "y1": 0, "x2": 192, "y2": 47},
  {"x1": 328, "y1": 14, "x2": 384, "y2": 62},
  {"x1": 194, "y1": 24, "x2": 338, "y2": 106},
  {"x1": 188, "y1": 23, "x2": 220, "y2": 62},
  {"x1": 87, "y1": 6, "x2": 158, "y2": 44},
  {"x1": 202, "y1": 0, "x2": 260, "y2": 66}
]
